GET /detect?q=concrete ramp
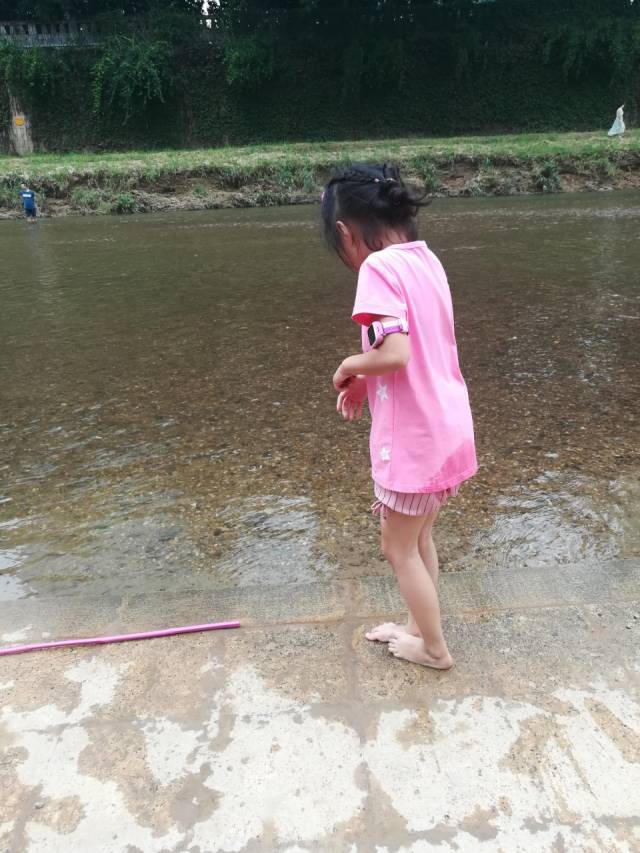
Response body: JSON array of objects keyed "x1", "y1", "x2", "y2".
[{"x1": 1, "y1": 559, "x2": 639, "y2": 852}]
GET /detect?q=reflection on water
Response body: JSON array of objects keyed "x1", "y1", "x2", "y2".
[
  {"x1": 0, "y1": 546, "x2": 28, "y2": 601},
  {"x1": 0, "y1": 194, "x2": 639, "y2": 603},
  {"x1": 470, "y1": 472, "x2": 638, "y2": 571}
]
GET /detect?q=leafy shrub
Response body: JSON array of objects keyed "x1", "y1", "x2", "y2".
[
  {"x1": 276, "y1": 161, "x2": 317, "y2": 192},
  {"x1": 411, "y1": 156, "x2": 441, "y2": 193},
  {"x1": 225, "y1": 35, "x2": 275, "y2": 87},
  {"x1": 0, "y1": 43, "x2": 63, "y2": 96},
  {"x1": 465, "y1": 165, "x2": 520, "y2": 196},
  {"x1": 590, "y1": 156, "x2": 617, "y2": 179},
  {"x1": 70, "y1": 187, "x2": 103, "y2": 209},
  {"x1": 216, "y1": 166, "x2": 248, "y2": 189},
  {"x1": 0, "y1": 182, "x2": 22, "y2": 209},
  {"x1": 41, "y1": 173, "x2": 71, "y2": 197},
  {"x1": 533, "y1": 161, "x2": 561, "y2": 193},
  {"x1": 110, "y1": 192, "x2": 141, "y2": 214},
  {"x1": 253, "y1": 190, "x2": 290, "y2": 206},
  {"x1": 91, "y1": 35, "x2": 172, "y2": 123}
]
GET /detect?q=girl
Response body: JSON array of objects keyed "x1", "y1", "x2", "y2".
[{"x1": 322, "y1": 164, "x2": 477, "y2": 670}]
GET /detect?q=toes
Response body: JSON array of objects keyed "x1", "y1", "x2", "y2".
[{"x1": 366, "y1": 623, "x2": 395, "y2": 642}]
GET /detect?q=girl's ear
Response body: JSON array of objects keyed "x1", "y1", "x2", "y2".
[{"x1": 336, "y1": 220, "x2": 356, "y2": 251}]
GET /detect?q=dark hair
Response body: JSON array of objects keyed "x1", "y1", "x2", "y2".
[{"x1": 321, "y1": 163, "x2": 428, "y2": 261}]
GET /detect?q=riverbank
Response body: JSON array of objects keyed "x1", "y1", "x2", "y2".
[{"x1": 1, "y1": 130, "x2": 638, "y2": 218}]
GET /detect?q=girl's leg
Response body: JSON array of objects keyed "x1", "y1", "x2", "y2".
[
  {"x1": 405, "y1": 513, "x2": 440, "y2": 634},
  {"x1": 382, "y1": 509, "x2": 453, "y2": 669},
  {"x1": 419, "y1": 513, "x2": 440, "y2": 584},
  {"x1": 367, "y1": 511, "x2": 439, "y2": 642}
]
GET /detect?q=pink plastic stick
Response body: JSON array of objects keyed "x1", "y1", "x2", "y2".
[{"x1": 0, "y1": 621, "x2": 241, "y2": 657}]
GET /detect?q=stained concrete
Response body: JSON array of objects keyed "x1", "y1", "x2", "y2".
[{"x1": 1, "y1": 558, "x2": 639, "y2": 853}]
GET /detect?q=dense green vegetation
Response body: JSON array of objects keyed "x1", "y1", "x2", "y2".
[{"x1": 0, "y1": 2, "x2": 638, "y2": 151}]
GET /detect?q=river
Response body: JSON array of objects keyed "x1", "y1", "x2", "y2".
[{"x1": 1, "y1": 193, "x2": 639, "y2": 606}]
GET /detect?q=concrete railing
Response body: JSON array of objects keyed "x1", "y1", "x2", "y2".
[
  {"x1": 0, "y1": 17, "x2": 219, "y2": 49},
  {"x1": 0, "y1": 20, "x2": 105, "y2": 48}
]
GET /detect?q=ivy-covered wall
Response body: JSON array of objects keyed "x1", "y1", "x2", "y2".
[
  {"x1": 181, "y1": 49, "x2": 621, "y2": 146},
  {"x1": 0, "y1": 45, "x2": 184, "y2": 151},
  {"x1": 0, "y1": 31, "x2": 636, "y2": 152}
]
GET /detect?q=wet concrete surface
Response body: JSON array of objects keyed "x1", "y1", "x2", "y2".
[
  {"x1": 1, "y1": 559, "x2": 639, "y2": 852},
  {"x1": 1, "y1": 194, "x2": 639, "y2": 850}
]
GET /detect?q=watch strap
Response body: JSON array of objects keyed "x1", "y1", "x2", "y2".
[{"x1": 380, "y1": 318, "x2": 408, "y2": 335}]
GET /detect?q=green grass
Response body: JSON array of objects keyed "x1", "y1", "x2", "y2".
[
  {"x1": 0, "y1": 131, "x2": 637, "y2": 210},
  {"x1": 1, "y1": 130, "x2": 636, "y2": 181}
]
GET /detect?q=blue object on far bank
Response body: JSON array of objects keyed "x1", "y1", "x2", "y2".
[{"x1": 19, "y1": 189, "x2": 36, "y2": 209}]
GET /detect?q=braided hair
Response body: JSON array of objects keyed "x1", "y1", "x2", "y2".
[{"x1": 321, "y1": 163, "x2": 428, "y2": 261}]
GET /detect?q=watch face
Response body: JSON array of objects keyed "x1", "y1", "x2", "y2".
[{"x1": 367, "y1": 324, "x2": 376, "y2": 346}]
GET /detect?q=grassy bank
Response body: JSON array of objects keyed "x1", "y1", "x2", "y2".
[{"x1": 1, "y1": 131, "x2": 638, "y2": 217}]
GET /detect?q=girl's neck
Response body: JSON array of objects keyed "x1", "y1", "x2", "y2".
[
  {"x1": 378, "y1": 229, "x2": 412, "y2": 249},
  {"x1": 351, "y1": 228, "x2": 416, "y2": 271}
]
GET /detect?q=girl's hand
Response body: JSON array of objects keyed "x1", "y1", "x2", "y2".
[
  {"x1": 336, "y1": 376, "x2": 367, "y2": 421},
  {"x1": 337, "y1": 389, "x2": 363, "y2": 421},
  {"x1": 333, "y1": 362, "x2": 354, "y2": 391}
]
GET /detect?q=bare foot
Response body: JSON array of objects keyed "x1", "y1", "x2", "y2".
[
  {"x1": 388, "y1": 633, "x2": 454, "y2": 670},
  {"x1": 365, "y1": 622, "x2": 420, "y2": 643}
]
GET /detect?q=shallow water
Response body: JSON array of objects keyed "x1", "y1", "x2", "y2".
[{"x1": 1, "y1": 194, "x2": 639, "y2": 604}]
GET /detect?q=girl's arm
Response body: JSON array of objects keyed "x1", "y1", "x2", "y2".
[{"x1": 333, "y1": 317, "x2": 410, "y2": 390}]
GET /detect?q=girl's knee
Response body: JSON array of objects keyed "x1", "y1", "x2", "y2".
[
  {"x1": 381, "y1": 538, "x2": 397, "y2": 564},
  {"x1": 381, "y1": 530, "x2": 399, "y2": 561},
  {"x1": 381, "y1": 536, "x2": 418, "y2": 567}
]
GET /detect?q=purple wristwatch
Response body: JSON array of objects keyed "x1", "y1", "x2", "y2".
[{"x1": 367, "y1": 318, "x2": 409, "y2": 348}]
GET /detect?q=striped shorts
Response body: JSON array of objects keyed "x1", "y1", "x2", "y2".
[{"x1": 372, "y1": 482, "x2": 460, "y2": 520}]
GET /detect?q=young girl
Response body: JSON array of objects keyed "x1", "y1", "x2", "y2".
[{"x1": 322, "y1": 163, "x2": 477, "y2": 670}]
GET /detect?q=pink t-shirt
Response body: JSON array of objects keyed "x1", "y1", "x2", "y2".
[{"x1": 352, "y1": 241, "x2": 477, "y2": 493}]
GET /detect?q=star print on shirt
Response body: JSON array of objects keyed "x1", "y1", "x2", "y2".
[
  {"x1": 376, "y1": 383, "x2": 388, "y2": 401},
  {"x1": 380, "y1": 447, "x2": 391, "y2": 461}
]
